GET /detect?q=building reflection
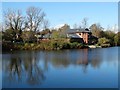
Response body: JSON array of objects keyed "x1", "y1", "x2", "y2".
[
  {"x1": 76, "y1": 49, "x2": 88, "y2": 65},
  {"x1": 46, "y1": 49, "x2": 102, "y2": 73}
]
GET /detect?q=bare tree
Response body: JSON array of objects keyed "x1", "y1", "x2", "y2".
[
  {"x1": 73, "y1": 23, "x2": 82, "y2": 29},
  {"x1": 89, "y1": 23, "x2": 104, "y2": 38},
  {"x1": 0, "y1": 22, "x2": 2, "y2": 31},
  {"x1": 4, "y1": 9, "x2": 24, "y2": 31},
  {"x1": 81, "y1": 17, "x2": 88, "y2": 29},
  {"x1": 43, "y1": 19, "x2": 50, "y2": 30},
  {"x1": 26, "y1": 6, "x2": 45, "y2": 32},
  {"x1": 73, "y1": 23, "x2": 78, "y2": 29},
  {"x1": 4, "y1": 9, "x2": 24, "y2": 41}
]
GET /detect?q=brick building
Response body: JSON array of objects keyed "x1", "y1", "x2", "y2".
[{"x1": 67, "y1": 28, "x2": 97, "y2": 44}]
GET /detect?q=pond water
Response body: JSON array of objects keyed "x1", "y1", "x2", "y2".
[{"x1": 2, "y1": 47, "x2": 118, "y2": 88}]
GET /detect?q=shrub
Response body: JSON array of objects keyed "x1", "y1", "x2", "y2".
[
  {"x1": 70, "y1": 42, "x2": 78, "y2": 49},
  {"x1": 62, "y1": 43, "x2": 70, "y2": 49},
  {"x1": 101, "y1": 44, "x2": 110, "y2": 47},
  {"x1": 98, "y1": 37, "x2": 110, "y2": 46}
]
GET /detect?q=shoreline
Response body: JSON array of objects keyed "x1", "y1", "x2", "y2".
[{"x1": 2, "y1": 42, "x2": 118, "y2": 52}]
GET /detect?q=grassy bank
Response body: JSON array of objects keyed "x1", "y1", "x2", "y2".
[{"x1": 2, "y1": 39, "x2": 88, "y2": 51}]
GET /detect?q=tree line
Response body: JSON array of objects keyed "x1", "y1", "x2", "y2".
[
  {"x1": 1, "y1": 6, "x2": 120, "y2": 51},
  {"x1": 89, "y1": 23, "x2": 120, "y2": 46},
  {"x1": 2, "y1": 6, "x2": 49, "y2": 43}
]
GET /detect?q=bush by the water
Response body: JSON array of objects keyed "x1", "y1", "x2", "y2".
[
  {"x1": 98, "y1": 37, "x2": 110, "y2": 47},
  {"x1": 2, "y1": 39, "x2": 87, "y2": 51}
]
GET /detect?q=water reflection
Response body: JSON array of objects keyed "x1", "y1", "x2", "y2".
[
  {"x1": 2, "y1": 47, "x2": 118, "y2": 88},
  {"x1": 3, "y1": 52, "x2": 45, "y2": 86},
  {"x1": 47, "y1": 49, "x2": 103, "y2": 72},
  {"x1": 24, "y1": 52, "x2": 45, "y2": 85},
  {"x1": 8, "y1": 57, "x2": 22, "y2": 82}
]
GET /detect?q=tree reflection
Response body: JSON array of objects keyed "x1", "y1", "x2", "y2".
[
  {"x1": 8, "y1": 56, "x2": 22, "y2": 82},
  {"x1": 25, "y1": 52, "x2": 45, "y2": 85},
  {"x1": 48, "y1": 49, "x2": 103, "y2": 73},
  {"x1": 90, "y1": 57, "x2": 101, "y2": 68},
  {"x1": 4, "y1": 49, "x2": 103, "y2": 86},
  {"x1": 51, "y1": 57, "x2": 70, "y2": 68},
  {"x1": 6, "y1": 51, "x2": 45, "y2": 86}
]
